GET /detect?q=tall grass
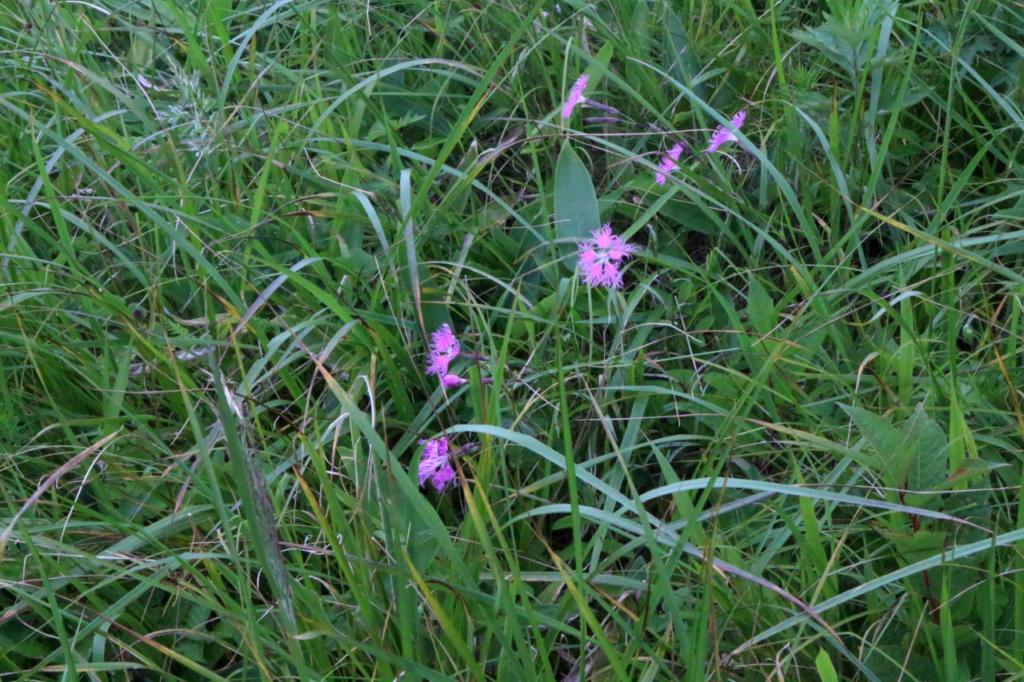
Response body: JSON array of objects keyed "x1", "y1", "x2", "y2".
[{"x1": 2, "y1": 0, "x2": 1024, "y2": 679}]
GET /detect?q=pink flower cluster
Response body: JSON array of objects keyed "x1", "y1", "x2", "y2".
[
  {"x1": 656, "y1": 142, "x2": 686, "y2": 185},
  {"x1": 441, "y1": 374, "x2": 468, "y2": 388},
  {"x1": 425, "y1": 324, "x2": 459, "y2": 377},
  {"x1": 562, "y1": 74, "x2": 589, "y2": 118},
  {"x1": 418, "y1": 436, "x2": 455, "y2": 492},
  {"x1": 707, "y1": 110, "x2": 746, "y2": 153},
  {"x1": 426, "y1": 324, "x2": 478, "y2": 391},
  {"x1": 576, "y1": 224, "x2": 637, "y2": 290},
  {"x1": 415, "y1": 326, "x2": 464, "y2": 493}
]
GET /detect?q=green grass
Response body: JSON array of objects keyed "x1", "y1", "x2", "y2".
[{"x1": 3, "y1": 0, "x2": 1024, "y2": 679}]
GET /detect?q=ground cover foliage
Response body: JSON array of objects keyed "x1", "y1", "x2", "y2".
[{"x1": 3, "y1": 0, "x2": 1024, "y2": 678}]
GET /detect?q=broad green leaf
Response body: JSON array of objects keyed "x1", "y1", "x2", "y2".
[
  {"x1": 627, "y1": 1, "x2": 652, "y2": 88},
  {"x1": 665, "y1": 8, "x2": 705, "y2": 99},
  {"x1": 632, "y1": 0, "x2": 651, "y2": 57},
  {"x1": 901, "y1": 403, "x2": 950, "y2": 494},
  {"x1": 840, "y1": 404, "x2": 908, "y2": 490},
  {"x1": 905, "y1": 401, "x2": 950, "y2": 507},
  {"x1": 815, "y1": 649, "x2": 839, "y2": 682},
  {"x1": 747, "y1": 276, "x2": 775, "y2": 336},
  {"x1": 554, "y1": 140, "x2": 600, "y2": 260},
  {"x1": 878, "y1": 528, "x2": 948, "y2": 564}
]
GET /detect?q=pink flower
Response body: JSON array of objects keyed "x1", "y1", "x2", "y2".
[
  {"x1": 418, "y1": 436, "x2": 456, "y2": 492},
  {"x1": 576, "y1": 224, "x2": 637, "y2": 290},
  {"x1": 441, "y1": 374, "x2": 468, "y2": 388},
  {"x1": 706, "y1": 110, "x2": 746, "y2": 153},
  {"x1": 426, "y1": 324, "x2": 460, "y2": 376},
  {"x1": 562, "y1": 74, "x2": 589, "y2": 118},
  {"x1": 655, "y1": 142, "x2": 686, "y2": 185}
]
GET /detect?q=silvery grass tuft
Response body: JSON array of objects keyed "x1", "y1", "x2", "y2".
[{"x1": 156, "y1": 67, "x2": 223, "y2": 155}]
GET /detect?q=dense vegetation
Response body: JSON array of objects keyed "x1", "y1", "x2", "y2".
[{"x1": 3, "y1": 0, "x2": 1024, "y2": 679}]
